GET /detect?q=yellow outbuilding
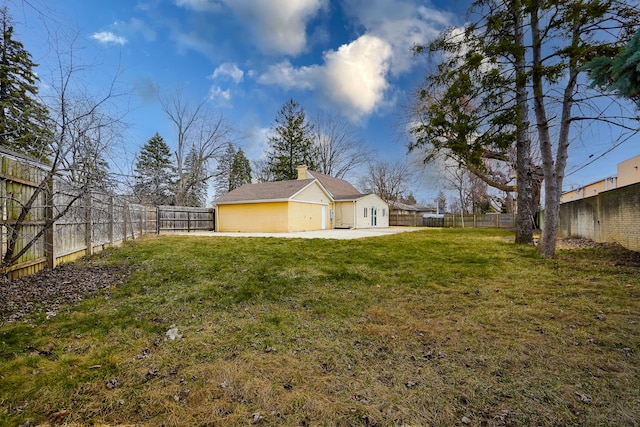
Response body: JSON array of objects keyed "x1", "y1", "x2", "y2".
[{"x1": 214, "y1": 165, "x2": 389, "y2": 232}]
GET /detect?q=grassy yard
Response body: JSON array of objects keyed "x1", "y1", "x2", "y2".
[{"x1": 1, "y1": 228, "x2": 638, "y2": 426}]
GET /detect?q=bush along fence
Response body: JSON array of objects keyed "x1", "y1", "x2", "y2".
[{"x1": 0, "y1": 149, "x2": 213, "y2": 279}]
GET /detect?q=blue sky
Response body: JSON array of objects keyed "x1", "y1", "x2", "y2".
[{"x1": 9, "y1": 0, "x2": 640, "y2": 204}]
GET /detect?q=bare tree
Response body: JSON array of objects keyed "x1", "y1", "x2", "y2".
[
  {"x1": 1, "y1": 33, "x2": 126, "y2": 270},
  {"x1": 252, "y1": 158, "x2": 275, "y2": 183},
  {"x1": 160, "y1": 90, "x2": 234, "y2": 205},
  {"x1": 359, "y1": 160, "x2": 413, "y2": 203},
  {"x1": 60, "y1": 98, "x2": 124, "y2": 192},
  {"x1": 443, "y1": 164, "x2": 472, "y2": 215},
  {"x1": 310, "y1": 111, "x2": 373, "y2": 179}
]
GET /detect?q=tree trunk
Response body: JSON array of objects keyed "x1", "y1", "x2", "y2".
[
  {"x1": 534, "y1": 7, "x2": 580, "y2": 258},
  {"x1": 512, "y1": 0, "x2": 534, "y2": 245},
  {"x1": 531, "y1": 5, "x2": 557, "y2": 258}
]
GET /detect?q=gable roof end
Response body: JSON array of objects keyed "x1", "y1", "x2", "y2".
[{"x1": 306, "y1": 170, "x2": 363, "y2": 200}]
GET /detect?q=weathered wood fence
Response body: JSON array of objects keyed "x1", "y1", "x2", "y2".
[
  {"x1": 157, "y1": 206, "x2": 215, "y2": 233},
  {"x1": 1, "y1": 150, "x2": 214, "y2": 279},
  {"x1": 442, "y1": 213, "x2": 515, "y2": 229},
  {"x1": 389, "y1": 213, "x2": 424, "y2": 227},
  {"x1": 390, "y1": 212, "x2": 515, "y2": 229}
]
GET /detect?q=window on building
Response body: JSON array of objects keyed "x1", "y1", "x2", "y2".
[
  {"x1": 363, "y1": 207, "x2": 368, "y2": 217},
  {"x1": 382, "y1": 208, "x2": 387, "y2": 217}
]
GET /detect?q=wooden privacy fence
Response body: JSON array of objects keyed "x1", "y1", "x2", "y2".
[
  {"x1": 157, "y1": 206, "x2": 215, "y2": 232},
  {"x1": 0, "y1": 150, "x2": 214, "y2": 279},
  {"x1": 390, "y1": 212, "x2": 516, "y2": 229},
  {"x1": 389, "y1": 213, "x2": 425, "y2": 227},
  {"x1": 442, "y1": 213, "x2": 516, "y2": 229}
]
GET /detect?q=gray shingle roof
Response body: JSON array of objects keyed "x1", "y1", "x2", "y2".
[
  {"x1": 213, "y1": 170, "x2": 365, "y2": 205},
  {"x1": 389, "y1": 200, "x2": 435, "y2": 212},
  {"x1": 307, "y1": 170, "x2": 363, "y2": 200},
  {"x1": 214, "y1": 179, "x2": 316, "y2": 203}
]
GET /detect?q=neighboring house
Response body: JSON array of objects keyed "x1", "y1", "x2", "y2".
[
  {"x1": 388, "y1": 201, "x2": 438, "y2": 226},
  {"x1": 213, "y1": 165, "x2": 389, "y2": 232},
  {"x1": 561, "y1": 154, "x2": 640, "y2": 203},
  {"x1": 388, "y1": 201, "x2": 437, "y2": 216}
]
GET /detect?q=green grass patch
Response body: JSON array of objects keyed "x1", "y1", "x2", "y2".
[{"x1": 1, "y1": 229, "x2": 639, "y2": 426}]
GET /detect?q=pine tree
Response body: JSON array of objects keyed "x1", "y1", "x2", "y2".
[
  {"x1": 411, "y1": 0, "x2": 640, "y2": 256},
  {"x1": 134, "y1": 133, "x2": 175, "y2": 205},
  {"x1": 183, "y1": 145, "x2": 207, "y2": 207},
  {"x1": 230, "y1": 148, "x2": 251, "y2": 190},
  {"x1": 0, "y1": 7, "x2": 51, "y2": 162},
  {"x1": 584, "y1": 28, "x2": 640, "y2": 106},
  {"x1": 213, "y1": 142, "x2": 236, "y2": 198},
  {"x1": 266, "y1": 99, "x2": 318, "y2": 181}
]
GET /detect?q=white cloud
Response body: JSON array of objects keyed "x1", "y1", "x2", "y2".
[
  {"x1": 211, "y1": 63, "x2": 244, "y2": 83},
  {"x1": 223, "y1": 0, "x2": 327, "y2": 55},
  {"x1": 341, "y1": 0, "x2": 453, "y2": 75},
  {"x1": 208, "y1": 85, "x2": 231, "y2": 101},
  {"x1": 255, "y1": 1, "x2": 453, "y2": 120},
  {"x1": 258, "y1": 60, "x2": 319, "y2": 90},
  {"x1": 321, "y1": 35, "x2": 392, "y2": 120},
  {"x1": 92, "y1": 19, "x2": 155, "y2": 47},
  {"x1": 258, "y1": 35, "x2": 392, "y2": 121},
  {"x1": 172, "y1": 0, "x2": 326, "y2": 56},
  {"x1": 173, "y1": 0, "x2": 222, "y2": 12},
  {"x1": 90, "y1": 31, "x2": 127, "y2": 46}
]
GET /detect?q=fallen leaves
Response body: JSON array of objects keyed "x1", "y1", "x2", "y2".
[{"x1": 0, "y1": 263, "x2": 132, "y2": 323}]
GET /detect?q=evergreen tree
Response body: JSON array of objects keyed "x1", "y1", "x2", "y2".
[
  {"x1": 134, "y1": 133, "x2": 175, "y2": 205},
  {"x1": 0, "y1": 7, "x2": 51, "y2": 162},
  {"x1": 411, "y1": 0, "x2": 640, "y2": 257},
  {"x1": 584, "y1": 28, "x2": 640, "y2": 106},
  {"x1": 213, "y1": 142, "x2": 236, "y2": 198},
  {"x1": 184, "y1": 145, "x2": 207, "y2": 207},
  {"x1": 230, "y1": 148, "x2": 251, "y2": 190},
  {"x1": 266, "y1": 99, "x2": 318, "y2": 181}
]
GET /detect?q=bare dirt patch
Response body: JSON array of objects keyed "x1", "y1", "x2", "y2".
[
  {"x1": 0, "y1": 263, "x2": 133, "y2": 323},
  {"x1": 557, "y1": 237, "x2": 640, "y2": 268}
]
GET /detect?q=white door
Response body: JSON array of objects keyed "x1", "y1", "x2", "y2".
[
  {"x1": 321, "y1": 205, "x2": 327, "y2": 229},
  {"x1": 371, "y1": 207, "x2": 377, "y2": 226}
]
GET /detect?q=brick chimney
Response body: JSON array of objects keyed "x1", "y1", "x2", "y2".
[{"x1": 296, "y1": 164, "x2": 308, "y2": 180}]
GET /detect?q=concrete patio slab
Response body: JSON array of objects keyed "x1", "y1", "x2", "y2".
[{"x1": 165, "y1": 227, "x2": 423, "y2": 240}]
